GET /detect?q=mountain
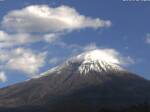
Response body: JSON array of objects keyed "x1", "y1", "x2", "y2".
[{"x1": 0, "y1": 50, "x2": 150, "y2": 112}]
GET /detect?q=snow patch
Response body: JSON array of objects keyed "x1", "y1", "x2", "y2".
[
  {"x1": 70, "y1": 49, "x2": 123, "y2": 75},
  {"x1": 41, "y1": 49, "x2": 124, "y2": 77}
]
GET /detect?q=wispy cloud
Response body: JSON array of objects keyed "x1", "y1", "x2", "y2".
[
  {"x1": 0, "y1": 71, "x2": 7, "y2": 82},
  {"x1": 49, "y1": 57, "x2": 65, "y2": 65},
  {"x1": 146, "y1": 33, "x2": 150, "y2": 44},
  {"x1": 83, "y1": 43, "x2": 98, "y2": 51}
]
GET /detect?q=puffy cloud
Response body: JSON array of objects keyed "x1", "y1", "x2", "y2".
[
  {"x1": 0, "y1": 30, "x2": 37, "y2": 48},
  {"x1": 0, "y1": 48, "x2": 47, "y2": 76},
  {"x1": 0, "y1": 71, "x2": 7, "y2": 82},
  {"x1": 146, "y1": 33, "x2": 150, "y2": 44},
  {"x1": 7, "y1": 48, "x2": 47, "y2": 75},
  {"x1": 0, "y1": 30, "x2": 57, "y2": 48},
  {"x1": 2, "y1": 5, "x2": 111, "y2": 33},
  {"x1": 0, "y1": 5, "x2": 111, "y2": 48}
]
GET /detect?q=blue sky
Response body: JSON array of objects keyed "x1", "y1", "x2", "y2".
[{"x1": 0, "y1": 0, "x2": 150, "y2": 87}]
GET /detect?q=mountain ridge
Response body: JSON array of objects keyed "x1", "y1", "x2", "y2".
[{"x1": 0, "y1": 50, "x2": 149, "y2": 112}]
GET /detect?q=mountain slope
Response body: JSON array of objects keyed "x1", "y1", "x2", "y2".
[{"x1": 0, "y1": 50, "x2": 149, "y2": 112}]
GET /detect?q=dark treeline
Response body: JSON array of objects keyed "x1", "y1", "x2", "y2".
[
  {"x1": 0, "y1": 103, "x2": 149, "y2": 112},
  {"x1": 99, "y1": 101, "x2": 150, "y2": 112}
]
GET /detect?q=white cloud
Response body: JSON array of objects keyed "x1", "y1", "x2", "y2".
[
  {"x1": 0, "y1": 48, "x2": 47, "y2": 76},
  {"x1": 0, "y1": 30, "x2": 37, "y2": 48},
  {"x1": 43, "y1": 33, "x2": 59, "y2": 43},
  {"x1": 0, "y1": 30, "x2": 57, "y2": 48},
  {"x1": 0, "y1": 71, "x2": 7, "y2": 82},
  {"x1": 146, "y1": 33, "x2": 150, "y2": 44},
  {"x1": 0, "y1": 5, "x2": 111, "y2": 48},
  {"x1": 7, "y1": 48, "x2": 47, "y2": 75},
  {"x1": 82, "y1": 44, "x2": 134, "y2": 66},
  {"x1": 2, "y1": 5, "x2": 111, "y2": 33}
]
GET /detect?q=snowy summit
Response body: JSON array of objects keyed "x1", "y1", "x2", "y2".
[
  {"x1": 41, "y1": 49, "x2": 124, "y2": 77},
  {"x1": 68, "y1": 49, "x2": 124, "y2": 74}
]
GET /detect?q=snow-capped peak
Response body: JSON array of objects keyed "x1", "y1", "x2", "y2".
[
  {"x1": 41, "y1": 49, "x2": 124, "y2": 77},
  {"x1": 75, "y1": 49, "x2": 120, "y2": 64},
  {"x1": 69, "y1": 49, "x2": 123, "y2": 74}
]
